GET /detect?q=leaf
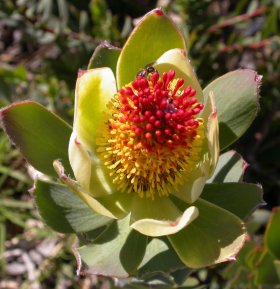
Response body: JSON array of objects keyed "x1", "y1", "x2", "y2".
[
  {"x1": 207, "y1": 150, "x2": 246, "y2": 183},
  {"x1": 54, "y1": 160, "x2": 131, "y2": 219},
  {"x1": 33, "y1": 180, "x2": 111, "y2": 234},
  {"x1": 0, "y1": 101, "x2": 72, "y2": 177},
  {"x1": 88, "y1": 42, "x2": 121, "y2": 77},
  {"x1": 201, "y1": 183, "x2": 264, "y2": 219},
  {"x1": 203, "y1": 70, "x2": 261, "y2": 150},
  {"x1": 168, "y1": 199, "x2": 246, "y2": 268},
  {"x1": 78, "y1": 216, "x2": 147, "y2": 277},
  {"x1": 117, "y1": 8, "x2": 186, "y2": 88},
  {"x1": 265, "y1": 207, "x2": 280, "y2": 260},
  {"x1": 138, "y1": 238, "x2": 185, "y2": 277},
  {"x1": 254, "y1": 250, "x2": 279, "y2": 285},
  {"x1": 274, "y1": 260, "x2": 280, "y2": 281}
]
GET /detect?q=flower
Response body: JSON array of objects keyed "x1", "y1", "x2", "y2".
[
  {"x1": 1, "y1": 8, "x2": 262, "y2": 273},
  {"x1": 67, "y1": 10, "x2": 219, "y2": 238}
]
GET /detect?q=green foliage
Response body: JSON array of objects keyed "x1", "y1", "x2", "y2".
[
  {"x1": 88, "y1": 42, "x2": 121, "y2": 75},
  {"x1": 203, "y1": 70, "x2": 261, "y2": 150},
  {"x1": 1, "y1": 101, "x2": 73, "y2": 176},
  {"x1": 34, "y1": 180, "x2": 111, "y2": 233}
]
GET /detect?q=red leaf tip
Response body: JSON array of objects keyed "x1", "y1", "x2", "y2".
[
  {"x1": 78, "y1": 69, "x2": 88, "y2": 78},
  {"x1": 74, "y1": 137, "x2": 80, "y2": 145},
  {"x1": 272, "y1": 207, "x2": 280, "y2": 213},
  {"x1": 242, "y1": 161, "x2": 249, "y2": 172},
  {"x1": 0, "y1": 107, "x2": 8, "y2": 118},
  {"x1": 226, "y1": 256, "x2": 237, "y2": 262},
  {"x1": 154, "y1": 8, "x2": 164, "y2": 16}
]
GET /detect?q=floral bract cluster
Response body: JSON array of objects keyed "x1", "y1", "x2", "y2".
[{"x1": 0, "y1": 8, "x2": 263, "y2": 277}]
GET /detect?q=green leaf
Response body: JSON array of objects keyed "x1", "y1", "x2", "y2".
[
  {"x1": 203, "y1": 70, "x2": 261, "y2": 150},
  {"x1": 254, "y1": 250, "x2": 279, "y2": 285},
  {"x1": 88, "y1": 42, "x2": 121, "y2": 76},
  {"x1": 117, "y1": 8, "x2": 186, "y2": 88},
  {"x1": 34, "y1": 180, "x2": 111, "y2": 234},
  {"x1": 78, "y1": 216, "x2": 147, "y2": 277},
  {"x1": 274, "y1": 260, "x2": 280, "y2": 281},
  {"x1": 207, "y1": 150, "x2": 246, "y2": 183},
  {"x1": 138, "y1": 238, "x2": 185, "y2": 277},
  {"x1": 201, "y1": 183, "x2": 264, "y2": 219},
  {"x1": 54, "y1": 160, "x2": 131, "y2": 219},
  {"x1": 168, "y1": 199, "x2": 246, "y2": 268},
  {"x1": 0, "y1": 101, "x2": 72, "y2": 177},
  {"x1": 246, "y1": 246, "x2": 264, "y2": 272},
  {"x1": 265, "y1": 207, "x2": 280, "y2": 260}
]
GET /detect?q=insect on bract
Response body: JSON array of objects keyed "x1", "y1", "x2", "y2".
[{"x1": 137, "y1": 62, "x2": 158, "y2": 78}]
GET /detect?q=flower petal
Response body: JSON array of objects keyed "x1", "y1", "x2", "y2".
[
  {"x1": 117, "y1": 8, "x2": 186, "y2": 88},
  {"x1": 67, "y1": 138, "x2": 134, "y2": 216},
  {"x1": 94, "y1": 192, "x2": 133, "y2": 219},
  {"x1": 168, "y1": 198, "x2": 246, "y2": 268},
  {"x1": 130, "y1": 195, "x2": 198, "y2": 237},
  {"x1": 53, "y1": 160, "x2": 130, "y2": 219},
  {"x1": 154, "y1": 48, "x2": 203, "y2": 102},
  {"x1": 74, "y1": 67, "x2": 117, "y2": 152},
  {"x1": 207, "y1": 150, "x2": 246, "y2": 184},
  {"x1": 206, "y1": 92, "x2": 219, "y2": 175},
  {"x1": 198, "y1": 91, "x2": 219, "y2": 177},
  {"x1": 171, "y1": 164, "x2": 208, "y2": 204},
  {"x1": 69, "y1": 131, "x2": 92, "y2": 191},
  {"x1": 69, "y1": 130, "x2": 115, "y2": 198}
]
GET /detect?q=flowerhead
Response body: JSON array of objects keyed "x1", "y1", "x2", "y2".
[
  {"x1": 1, "y1": 8, "x2": 260, "y2": 273},
  {"x1": 68, "y1": 9, "x2": 219, "y2": 237}
]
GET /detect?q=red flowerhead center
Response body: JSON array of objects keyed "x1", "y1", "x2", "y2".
[
  {"x1": 97, "y1": 69, "x2": 205, "y2": 198},
  {"x1": 113, "y1": 70, "x2": 203, "y2": 151}
]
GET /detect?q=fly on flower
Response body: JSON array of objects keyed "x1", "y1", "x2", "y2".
[{"x1": 136, "y1": 62, "x2": 158, "y2": 78}]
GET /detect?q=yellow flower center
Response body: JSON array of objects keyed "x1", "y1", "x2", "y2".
[{"x1": 97, "y1": 70, "x2": 204, "y2": 199}]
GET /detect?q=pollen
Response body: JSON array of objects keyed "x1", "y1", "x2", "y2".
[{"x1": 97, "y1": 69, "x2": 204, "y2": 199}]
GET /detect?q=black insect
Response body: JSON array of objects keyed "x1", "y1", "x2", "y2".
[{"x1": 137, "y1": 62, "x2": 158, "y2": 78}]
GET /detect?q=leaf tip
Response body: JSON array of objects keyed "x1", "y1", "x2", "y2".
[
  {"x1": 242, "y1": 160, "x2": 249, "y2": 173},
  {"x1": 74, "y1": 136, "x2": 81, "y2": 145},
  {"x1": 255, "y1": 73, "x2": 262, "y2": 93},
  {"x1": 71, "y1": 238, "x2": 82, "y2": 276},
  {"x1": 0, "y1": 106, "x2": 8, "y2": 118},
  {"x1": 28, "y1": 183, "x2": 36, "y2": 195},
  {"x1": 154, "y1": 8, "x2": 164, "y2": 16},
  {"x1": 209, "y1": 91, "x2": 217, "y2": 118},
  {"x1": 78, "y1": 69, "x2": 88, "y2": 78},
  {"x1": 272, "y1": 206, "x2": 280, "y2": 214},
  {"x1": 99, "y1": 40, "x2": 121, "y2": 51},
  {"x1": 226, "y1": 255, "x2": 237, "y2": 262}
]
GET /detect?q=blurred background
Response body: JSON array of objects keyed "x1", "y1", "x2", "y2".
[{"x1": 0, "y1": 0, "x2": 279, "y2": 288}]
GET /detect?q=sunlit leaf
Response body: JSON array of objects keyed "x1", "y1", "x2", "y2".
[
  {"x1": 201, "y1": 183, "x2": 264, "y2": 219},
  {"x1": 0, "y1": 101, "x2": 72, "y2": 176},
  {"x1": 203, "y1": 70, "x2": 261, "y2": 150}
]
